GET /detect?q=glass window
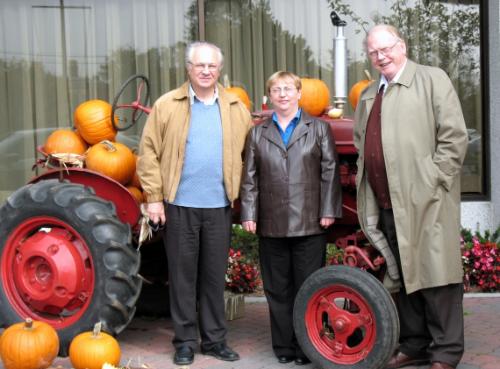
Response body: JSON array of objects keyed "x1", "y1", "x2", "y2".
[
  {"x1": 0, "y1": 0, "x2": 197, "y2": 199},
  {"x1": 204, "y1": 0, "x2": 483, "y2": 195}
]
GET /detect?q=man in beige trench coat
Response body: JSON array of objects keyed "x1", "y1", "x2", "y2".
[{"x1": 353, "y1": 25, "x2": 468, "y2": 369}]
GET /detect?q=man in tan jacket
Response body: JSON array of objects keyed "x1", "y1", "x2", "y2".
[
  {"x1": 137, "y1": 41, "x2": 252, "y2": 366},
  {"x1": 354, "y1": 25, "x2": 468, "y2": 369}
]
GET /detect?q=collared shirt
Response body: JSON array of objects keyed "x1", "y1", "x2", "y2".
[
  {"x1": 379, "y1": 59, "x2": 408, "y2": 94},
  {"x1": 272, "y1": 109, "x2": 302, "y2": 147},
  {"x1": 188, "y1": 84, "x2": 219, "y2": 105}
]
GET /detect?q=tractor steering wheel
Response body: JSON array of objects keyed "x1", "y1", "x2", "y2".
[{"x1": 111, "y1": 74, "x2": 151, "y2": 131}]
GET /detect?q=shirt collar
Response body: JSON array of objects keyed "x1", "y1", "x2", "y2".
[
  {"x1": 272, "y1": 108, "x2": 302, "y2": 125},
  {"x1": 379, "y1": 59, "x2": 408, "y2": 92},
  {"x1": 189, "y1": 84, "x2": 219, "y2": 105}
]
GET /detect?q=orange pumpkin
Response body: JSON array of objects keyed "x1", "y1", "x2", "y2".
[
  {"x1": 127, "y1": 186, "x2": 144, "y2": 204},
  {"x1": 85, "y1": 140, "x2": 136, "y2": 185},
  {"x1": 130, "y1": 172, "x2": 142, "y2": 189},
  {"x1": 0, "y1": 318, "x2": 59, "y2": 369},
  {"x1": 223, "y1": 75, "x2": 252, "y2": 111},
  {"x1": 348, "y1": 70, "x2": 374, "y2": 110},
  {"x1": 44, "y1": 129, "x2": 88, "y2": 155},
  {"x1": 69, "y1": 322, "x2": 121, "y2": 369},
  {"x1": 299, "y1": 78, "x2": 330, "y2": 116},
  {"x1": 74, "y1": 99, "x2": 117, "y2": 144}
]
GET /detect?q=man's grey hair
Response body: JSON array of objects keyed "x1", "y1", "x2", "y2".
[
  {"x1": 185, "y1": 41, "x2": 224, "y2": 70},
  {"x1": 364, "y1": 24, "x2": 406, "y2": 50}
]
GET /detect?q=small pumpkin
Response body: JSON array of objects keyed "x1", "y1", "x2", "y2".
[
  {"x1": 69, "y1": 322, "x2": 121, "y2": 369},
  {"x1": 299, "y1": 78, "x2": 330, "y2": 116},
  {"x1": 74, "y1": 99, "x2": 117, "y2": 145},
  {"x1": 85, "y1": 140, "x2": 136, "y2": 185},
  {"x1": 223, "y1": 75, "x2": 252, "y2": 111},
  {"x1": 0, "y1": 318, "x2": 59, "y2": 369},
  {"x1": 348, "y1": 70, "x2": 374, "y2": 110},
  {"x1": 44, "y1": 129, "x2": 88, "y2": 155},
  {"x1": 126, "y1": 185, "x2": 144, "y2": 204}
]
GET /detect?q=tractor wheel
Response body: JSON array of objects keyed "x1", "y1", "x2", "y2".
[
  {"x1": 294, "y1": 265, "x2": 399, "y2": 369},
  {"x1": 0, "y1": 179, "x2": 142, "y2": 356}
]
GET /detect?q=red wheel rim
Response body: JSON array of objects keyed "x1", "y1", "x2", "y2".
[
  {"x1": 304, "y1": 284, "x2": 377, "y2": 365},
  {"x1": 1, "y1": 216, "x2": 95, "y2": 329}
]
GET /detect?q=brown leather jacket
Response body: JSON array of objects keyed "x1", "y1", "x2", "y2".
[{"x1": 240, "y1": 112, "x2": 342, "y2": 237}]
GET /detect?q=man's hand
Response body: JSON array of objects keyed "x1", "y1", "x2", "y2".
[
  {"x1": 320, "y1": 217, "x2": 335, "y2": 229},
  {"x1": 147, "y1": 202, "x2": 166, "y2": 226},
  {"x1": 242, "y1": 220, "x2": 257, "y2": 234}
]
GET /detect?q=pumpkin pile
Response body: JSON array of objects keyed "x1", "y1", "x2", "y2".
[{"x1": 42, "y1": 99, "x2": 144, "y2": 204}]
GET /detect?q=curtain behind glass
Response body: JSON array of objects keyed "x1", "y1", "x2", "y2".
[
  {"x1": 0, "y1": 0, "x2": 197, "y2": 198},
  {"x1": 205, "y1": 0, "x2": 482, "y2": 194},
  {"x1": 205, "y1": 0, "x2": 335, "y2": 111}
]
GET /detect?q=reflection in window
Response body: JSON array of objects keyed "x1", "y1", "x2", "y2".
[
  {"x1": 0, "y1": 0, "x2": 197, "y2": 197},
  {"x1": 204, "y1": 0, "x2": 483, "y2": 194}
]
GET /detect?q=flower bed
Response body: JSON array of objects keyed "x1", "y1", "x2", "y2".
[
  {"x1": 461, "y1": 227, "x2": 500, "y2": 292},
  {"x1": 225, "y1": 248, "x2": 261, "y2": 293}
]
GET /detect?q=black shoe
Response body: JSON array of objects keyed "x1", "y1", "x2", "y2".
[
  {"x1": 201, "y1": 343, "x2": 240, "y2": 361},
  {"x1": 278, "y1": 355, "x2": 295, "y2": 363},
  {"x1": 295, "y1": 356, "x2": 311, "y2": 365},
  {"x1": 173, "y1": 346, "x2": 194, "y2": 365}
]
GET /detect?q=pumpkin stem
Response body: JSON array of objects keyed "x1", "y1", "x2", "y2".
[
  {"x1": 223, "y1": 74, "x2": 231, "y2": 88},
  {"x1": 24, "y1": 317, "x2": 34, "y2": 330},
  {"x1": 93, "y1": 321, "x2": 103, "y2": 338},
  {"x1": 363, "y1": 69, "x2": 373, "y2": 80},
  {"x1": 101, "y1": 140, "x2": 117, "y2": 152}
]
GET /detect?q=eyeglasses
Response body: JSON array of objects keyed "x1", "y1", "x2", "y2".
[
  {"x1": 367, "y1": 40, "x2": 401, "y2": 59},
  {"x1": 188, "y1": 62, "x2": 219, "y2": 72},
  {"x1": 269, "y1": 86, "x2": 297, "y2": 95}
]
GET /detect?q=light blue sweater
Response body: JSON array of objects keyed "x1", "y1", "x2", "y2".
[{"x1": 173, "y1": 98, "x2": 229, "y2": 208}]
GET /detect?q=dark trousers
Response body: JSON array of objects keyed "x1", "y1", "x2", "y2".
[
  {"x1": 259, "y1": 234, "x2": 326, "y2": 358},
  {"x1": 378, "y1": 208, "x2": 465, "y2": 367},
  {"x1": 163, "y1": 204, "x2": 232, "y2": 350}
]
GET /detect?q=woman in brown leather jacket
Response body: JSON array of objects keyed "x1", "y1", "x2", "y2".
[{"x1": 240, "y1": 71, "x2": 342, "y2": 365}]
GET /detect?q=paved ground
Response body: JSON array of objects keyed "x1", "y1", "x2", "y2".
[{"x1": 1, "y1": 295, "x2": 499, "y2": 369}]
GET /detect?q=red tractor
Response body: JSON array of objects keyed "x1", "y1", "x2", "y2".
[{"x1": 0, "y1": 73, "x2": 398, "y2": 369}]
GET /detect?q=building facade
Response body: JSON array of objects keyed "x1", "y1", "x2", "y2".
[{"x1": 0, "y1": 0, "x2": 498, "y2": 231}]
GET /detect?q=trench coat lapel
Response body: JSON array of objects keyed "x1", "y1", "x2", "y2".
[{"x1": 262, "y1": 119, "x2": 287, "y2": 152}]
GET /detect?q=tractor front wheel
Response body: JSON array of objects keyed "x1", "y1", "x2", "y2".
[
  {"x1": 0, "y1": 179, "x2": 142, "y2": 356},
  {"x1": 294, "y1": 265, "x2": 399, "y2": 369}
]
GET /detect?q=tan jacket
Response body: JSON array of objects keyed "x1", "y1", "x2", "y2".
[
  {"x1": 354, "y1": 60, "x2": 468, "y2": 294},
  {"x1": 137, "y1": 82, "x2": 252, "y2": 204}
]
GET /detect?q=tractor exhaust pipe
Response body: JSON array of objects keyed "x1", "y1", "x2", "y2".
[{"x1": 331, "y1": 11, "x2": 347, "y2": 111}]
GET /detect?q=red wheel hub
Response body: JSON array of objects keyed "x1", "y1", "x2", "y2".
[
  {"x1": 1, "y1": 217, "x2": 94, "y2": 328},
  {"x1": 304, "y1": 284, "x2": 376, "y2": 365}
]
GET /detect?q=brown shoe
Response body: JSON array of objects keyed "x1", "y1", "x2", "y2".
[
  {"x1": 386, "y1": 350, "x2": 430, "y2": 369},
  {"x1": 430, "y1": 362, "x2": 455, "y2": 369}
]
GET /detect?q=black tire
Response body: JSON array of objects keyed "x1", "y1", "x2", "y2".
[
  {"x1": 111, "y1": 74, "x2": 150, "y2": 131},
  {"x1": 0, "y1": 179, "x2": 142, "y2": 356},
  {"x1": 294, "y1": 265, "x2": 399, "y2": 369}
]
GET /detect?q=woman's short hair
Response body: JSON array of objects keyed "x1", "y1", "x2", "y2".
[{"x1": 266, "y1": 71, "x2": 302, "y2": 94}]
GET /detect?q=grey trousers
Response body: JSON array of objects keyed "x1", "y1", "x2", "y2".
[
  {"x1": 379, "y1": 208, "x2": 465, "y2": 367},
  {"x1": 163, "y1": 204, "x2": 232, "y2": 350}
]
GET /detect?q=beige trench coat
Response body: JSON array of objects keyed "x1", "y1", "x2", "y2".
[{"x1": 353, "y1": 60, "x2": 468, "y2": 294}]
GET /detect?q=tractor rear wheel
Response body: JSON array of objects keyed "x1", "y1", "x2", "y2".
[
  {"x1": 294, "y1": 265, "x2": 399, "y2": 369},
  {"x1": 0, "y1": 179, "x2": 142, "y2": 356}
]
